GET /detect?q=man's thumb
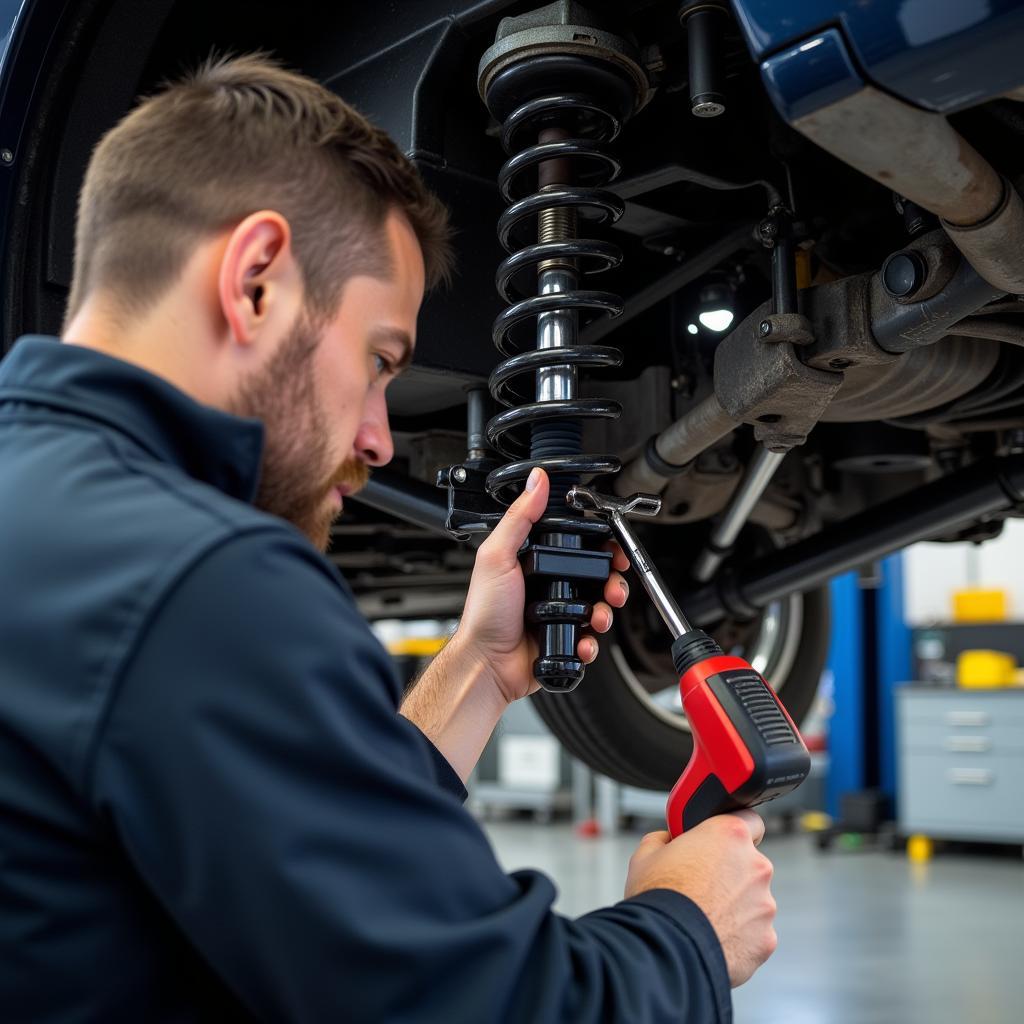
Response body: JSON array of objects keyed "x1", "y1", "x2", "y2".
[
  {"x1": 482, "y1": 467, "x2": 549, "y2": 559},
  {"x1": 630, "y1": 830, "x2": 670, "y2": 866},
  {"x1": 637, "y1": 830, "x2": 671, "y2": 851}
]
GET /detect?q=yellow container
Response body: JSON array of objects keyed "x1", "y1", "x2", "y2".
[
  {"x1": 952, "y1": 588, "x2": 1008, "y2": 622},
  {"x1": 956, "y1": 649, "x2": 1017, "y2": 688},
  {"x1": 387, "y1": 636, "x2": 448, "y2": 658}
]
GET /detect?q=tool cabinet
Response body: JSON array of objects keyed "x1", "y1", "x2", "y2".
[{"x1": 897, "y1": 687, "x2": 1024, "y2": 843}]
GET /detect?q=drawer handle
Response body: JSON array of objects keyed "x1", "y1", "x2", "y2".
[
  {"x1": 945, "y1": 711, "x2": 990, "y2": 727},
  {"x1": 948, "y1": 768, "x2": 993, "y2": 786},
  {"x1": 944, "y1": 736, "x2": 991, "y2": 753}
]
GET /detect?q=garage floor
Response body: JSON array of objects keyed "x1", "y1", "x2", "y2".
[{"x1": 482, "y1": 821, "x2": 1023, "y2": 1023}]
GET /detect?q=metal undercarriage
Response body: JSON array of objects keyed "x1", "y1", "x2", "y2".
[
  {"x1": 4, "y1": 0, "x2": 1024, "y2": 781},
  {"x1": 329, "y1": 1, "x2": 1024, "y2": 640}
]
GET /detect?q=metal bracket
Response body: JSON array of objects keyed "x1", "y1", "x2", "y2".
[
  {"x1": 757, "y1": 312, "x2": 814, "y2": 346},
  {"x1": 436, "y1": 461, "x2": 504, "y2": 539},
  {"x1": 714, "y1": 302, "x2": 843, "y2": 451}
]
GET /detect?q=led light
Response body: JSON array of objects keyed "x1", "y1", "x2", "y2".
[
  {"x1": 687, "y1": 323, "x2": 699, "y2": 335},
  {"x1": 698, "y1": 308, "x2": 734, "y2": 332}
]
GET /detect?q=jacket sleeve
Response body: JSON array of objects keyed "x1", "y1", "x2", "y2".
[
  {"x1": 87, "y1": 528, "x2": 732, "y2": 1024},
  {"x1": 410, "y1": 721, "x2": 469, "y2": 802}
]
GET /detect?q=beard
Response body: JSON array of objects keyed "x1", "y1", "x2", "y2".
[{"x1": 229, "y1": 311, "x2": 369, "y2": 552}]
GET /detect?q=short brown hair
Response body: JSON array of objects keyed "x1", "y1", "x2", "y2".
[{"x1": 65, "y1": 53, "x2": 452, "y2": 325}]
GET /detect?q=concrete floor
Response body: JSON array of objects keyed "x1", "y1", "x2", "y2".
[{"x1": 482, "y1": 820, "x2": 1024, "y2": 1023}]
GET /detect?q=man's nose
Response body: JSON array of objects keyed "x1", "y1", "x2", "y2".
[{"x1": 355, "y1": 399, "x2": 394, "y2": 467}]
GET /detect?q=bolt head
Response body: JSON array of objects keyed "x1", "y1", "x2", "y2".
[
  {"x1": 828, "y1": 358, "x2": 853, "y2": 370},
  {"x1": 452, "y1": 466, "x2": 467, "y2": 483},
  {"x1": 692, "y1": 99, "x2": 725, "y2": 118},
  {"x1": 0, "y1": 149, "x2": 13, "y2": 164},
  {"x1": 759, "y1": 320, "x2": 772, "y2": 336}
]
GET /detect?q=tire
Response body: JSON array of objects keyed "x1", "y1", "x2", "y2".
[{"x1": 531, "y1": 585, "x2": 831, "y2": 791}]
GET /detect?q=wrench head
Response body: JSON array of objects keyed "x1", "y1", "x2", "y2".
[
  {"x1": 619, "y1": 493, "x2": 662, "y2": 518},
  {"x1": 566, "y1": 486, "x2": 661, "y2": 519},
  {"x1": 565, "y1": 485, "x2": 601, "y2": 513}
]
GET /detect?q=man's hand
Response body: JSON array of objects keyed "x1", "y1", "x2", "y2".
[
  {"x1": 401, "y1": 467, "x2": 628, "y2": 783},
  {"x1": 453, "y1": 467, "x2": 630, "y2": 704},
  {"x1": 624, "y1": 811, "x2": 778, "y2": 988}
]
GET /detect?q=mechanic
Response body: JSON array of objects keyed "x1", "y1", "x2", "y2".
[{"x1": 0, "y1": 55, "x2": 776, "y2": 1022}]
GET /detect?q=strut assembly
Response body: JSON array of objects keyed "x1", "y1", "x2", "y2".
[{"x1": 466, "y1": 3, "x2": 648, "y2": 691}]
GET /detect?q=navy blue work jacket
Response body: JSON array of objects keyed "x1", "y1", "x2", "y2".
[{"x1": 0, "y1": 336, "x2": 731, "y2": 1022}]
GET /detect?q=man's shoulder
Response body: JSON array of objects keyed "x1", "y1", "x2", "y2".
[
  {"x1": 113, "y1": 437, "x2": 276, "y2": 537},
  {"x1": 113, "y1": 448, "x2": 349, "y2": 609},
  {"x1": 0, "y1": 413, "x2": 356, "y2": 787}
]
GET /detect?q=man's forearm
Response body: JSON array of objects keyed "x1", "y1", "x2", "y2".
[{"x1": 399, "y1": 635, "x2": 508, "y2": 784}]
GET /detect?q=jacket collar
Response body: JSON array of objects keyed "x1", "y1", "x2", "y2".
[{"x1": 0, "y1": 336, "x2": 265, "y2": 503}]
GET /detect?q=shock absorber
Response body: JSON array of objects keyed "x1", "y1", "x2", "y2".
[{"x1": 477, "y1": 4, "x2": 647, "y2": 691}]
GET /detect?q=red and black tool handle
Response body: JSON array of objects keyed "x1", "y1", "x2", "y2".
[{"x1": 666, "y1": 630, "x2": 810, "y2": 837}]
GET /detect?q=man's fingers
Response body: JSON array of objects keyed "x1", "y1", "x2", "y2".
[
  {"x1": 478, "y1": 468, "x2": 549, "y2": 565},
  {"x1": 603, "y1": 540, "x2": 630, "y2": 572},
  {"x1": 733, "y1": 809, "x2": 767, "y2": 847},
  {"x1": 590, "y1": 601, "x2": 614, "y2": 634},
  {"x1": 578, "y1": 636, "x2": 598, "y2": 663},
  {"x1": 604, "y1": 571, "x2": 628, "y2": 608}
]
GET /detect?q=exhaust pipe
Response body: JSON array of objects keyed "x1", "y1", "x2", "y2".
[
  {"x1": 613, "y1": 393, "x2": 738, "y2": 495},
  {"x1": 793, "y1": 85, "x2": 1024, "y2": 295}
]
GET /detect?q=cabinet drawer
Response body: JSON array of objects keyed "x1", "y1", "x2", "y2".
[
  {"x1": 898, "y1": 752, "x2": 1024, "y2": 838},
  {"x1": 898, "y1": 693, "x2": 1024, "y2": 752},
  {"x1": 898, "y1": 720, "x2": 1024, "y2": 754}
]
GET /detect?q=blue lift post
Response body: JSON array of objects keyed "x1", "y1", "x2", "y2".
[
  {"x1": 824, "y1": 555, "x2": 911, "y2": 820},
  {"x1": 825, "y1": 571, "x2": 864, "y2": 818},
  {"x1": 877, "y1": 555, "x2": 912, "y2": 813}
]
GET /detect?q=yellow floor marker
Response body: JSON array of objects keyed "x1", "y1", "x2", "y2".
[{"x1": 907, "y1": 834, "x2": 934, "y2": 862}]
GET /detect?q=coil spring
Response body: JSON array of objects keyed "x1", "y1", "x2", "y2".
[{"x1": 484, "y1": 92, "x2": 627, "y2": 534}]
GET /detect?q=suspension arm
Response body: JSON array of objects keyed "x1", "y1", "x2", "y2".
[
  {"x1": 683, "y1": 455, "x2": 1024, "y2": 623},
  {"x1": 352, "y1": 469, "x2": 458, "y2": 539}
]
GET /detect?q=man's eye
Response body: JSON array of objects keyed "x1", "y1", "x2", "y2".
[{"x1": 373, "y1": 354, "x2": 392, "y2": 377}]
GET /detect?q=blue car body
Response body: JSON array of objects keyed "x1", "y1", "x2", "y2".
[{"x1": 735, "y1": 0, "x2": 1024, "y2": 117}]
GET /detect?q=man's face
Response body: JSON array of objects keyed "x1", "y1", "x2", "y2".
[{"x1": 232, "y1": 211, "x2": 425, "y2": 550}]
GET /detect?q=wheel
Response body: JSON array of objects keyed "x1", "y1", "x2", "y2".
[{"x1": 531, "y1": 578, "x2": 830, "y2": 791}]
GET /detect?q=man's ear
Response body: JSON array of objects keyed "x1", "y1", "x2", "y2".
[{"x1": 218, "y1": 210, "x2": 301, "y2": 348}]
